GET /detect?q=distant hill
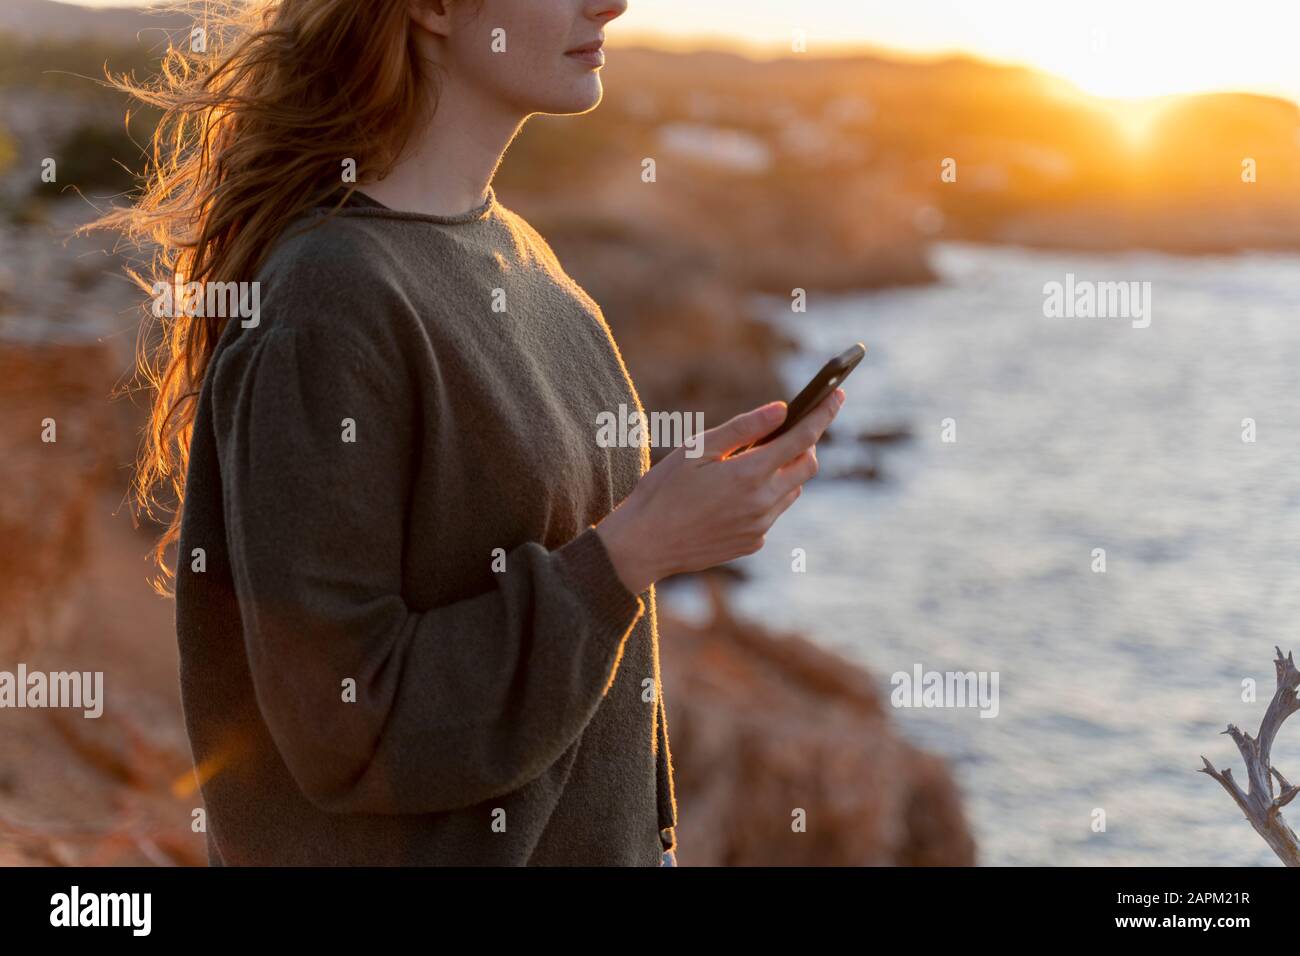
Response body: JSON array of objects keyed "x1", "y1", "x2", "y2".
[
  {"x1": 4, "y1": 3, "x2": 1299, "y2": 253},
  {"x1": 0, "y1": 0, "x2": 190, "y2": 46}
]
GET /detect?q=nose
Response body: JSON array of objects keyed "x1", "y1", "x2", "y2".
[{"x1": 587, "y1": 0, "x2": 628, "y2": 23}]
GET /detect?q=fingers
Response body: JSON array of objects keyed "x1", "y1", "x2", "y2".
[
  {"x1": 748, "y1": 388, "x2": 843, "y2": 470},
  {"x1": 701, "y1": 401, "x2": 788, "y2": 459},
  {"x1": 723, "y1": 390, "x2": 842, "y2": 559},
  {"x1": 772, "y1": 446, "x2": 819, "y2": 497},
  {"x1": 761, "y1": 483, "x2": 803, "y2": 528}
]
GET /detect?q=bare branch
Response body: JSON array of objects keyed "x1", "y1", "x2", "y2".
[{"x1": 1200, "y1": 647, "x2": 1300, "y2": 865}]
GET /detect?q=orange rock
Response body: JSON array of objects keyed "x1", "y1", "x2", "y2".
[
  {"x1": 659, "y1": 575, "x2": 977, "y2": 866},
  {"x1": 0, "y1": 337, "x2": 122, "y2": 657}
]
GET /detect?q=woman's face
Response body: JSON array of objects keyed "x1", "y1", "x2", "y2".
[{"x1": 445, "y1": 0, "x2": 629, "y2": 115}]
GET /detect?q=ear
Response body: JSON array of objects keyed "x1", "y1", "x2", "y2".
[{"x1": 408, "y1": 0, "x2": 452, "y2": 38}]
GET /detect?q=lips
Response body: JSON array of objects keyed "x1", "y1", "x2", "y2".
[{"x1": 565, "y1": 39, "x2": 605, "y2": 66}]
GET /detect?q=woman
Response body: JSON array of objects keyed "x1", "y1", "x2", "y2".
[{"x1": 93, "y1": 0, "x2": 843, "y2": 866}]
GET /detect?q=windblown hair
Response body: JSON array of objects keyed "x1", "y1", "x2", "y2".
[{"x1": 84, "y1": 0, "x2": 441, "y2": 593}]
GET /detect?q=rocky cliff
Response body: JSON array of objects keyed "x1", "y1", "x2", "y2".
[
  {"x1": 0, "y1": 198, "x2": 974, "y2": 865},
  {"x1": 660, "y1": 576, "x2": 975, "y2": 866}
]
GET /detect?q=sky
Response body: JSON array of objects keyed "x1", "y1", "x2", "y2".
[{"x1": 66, "y1": 0, "x2": 1300, "y2": 103}]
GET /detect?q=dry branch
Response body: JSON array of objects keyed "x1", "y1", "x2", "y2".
[{"x1": 1200, "y1": 646, "x2": 1300, "y2": 865}]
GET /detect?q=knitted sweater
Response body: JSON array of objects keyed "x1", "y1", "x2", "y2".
[{"x1": 174, "y1": 186, "x2": 677, "y2": 865}]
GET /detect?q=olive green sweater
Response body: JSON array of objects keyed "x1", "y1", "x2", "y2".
[{"x1": 175, "y1": 186, "x2": 677, "y2": 865}]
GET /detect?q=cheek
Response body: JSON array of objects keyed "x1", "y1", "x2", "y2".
[
  {"x1": 479, "y1": 35, "x2": 597, "y2": 108},
  {"x1": 451, "y1": 6, "x2": 599, "y2": 112},
  {"x1": 457, "y1": 28, "x2": 540, "y2": 88},
  {"x1": 501, "y1": 19, "x2": 569, "y2": 90}
]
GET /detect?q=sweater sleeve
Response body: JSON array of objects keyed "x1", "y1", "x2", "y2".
[
  {"x1": 210, "y1": 322, "x2": 646, "y2": 816},
  {"x1": 655, "y1": 687, "x2": 679, "y2": 850}
]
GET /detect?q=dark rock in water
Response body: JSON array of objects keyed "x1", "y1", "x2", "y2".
[
  {"x1": 858, "y1": 424, "x2": 913, "y2": 445},
  {"x1": 659, "y1": 576, "x2": 977, "y2": 866},
  {"x1": 831, "y1": 463, "x2": 881, "y2": 482},
  {"x1": 658, "y1": 564, "x2": 751, "y2": 590},
  {"x1": 697, "y1": 563, "x2": 750, "y2": 584}
]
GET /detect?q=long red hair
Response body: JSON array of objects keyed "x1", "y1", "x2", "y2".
[{"x1": 84, "y1": 0, "x2": 444, "y2": 592}]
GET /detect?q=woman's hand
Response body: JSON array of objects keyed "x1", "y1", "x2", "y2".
[{"x1": 595, "y1": 388, "x2": 846, "y2": 594}]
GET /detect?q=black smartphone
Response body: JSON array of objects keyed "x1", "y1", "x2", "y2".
[{"x1": 742, "y1": 342, "x2": 866, "y2": 452}]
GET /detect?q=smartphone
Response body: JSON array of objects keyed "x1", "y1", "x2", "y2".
[{"x1": 741, "y1": 342, "x2": 866, "y2": 452}]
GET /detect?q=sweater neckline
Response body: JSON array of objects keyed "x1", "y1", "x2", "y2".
[{"x1": 330, "y1": 185, "x2": 497, "y2": 225}]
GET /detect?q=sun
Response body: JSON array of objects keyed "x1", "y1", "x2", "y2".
[
  {"x1": 1018, "y1": 6, "x2": 1297, "y2": 103},
  {"x1": 1096, "y1": 97, "x2": 1178, "y2": 149}
]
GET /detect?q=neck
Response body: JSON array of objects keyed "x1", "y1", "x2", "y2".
[{"x1": 361, "y1": 76, "x2": 526, "y2": 217}]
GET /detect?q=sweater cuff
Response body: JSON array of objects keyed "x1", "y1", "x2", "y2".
[{"x1": 554, "y1": 525, "x2": 645, "y2": 628}]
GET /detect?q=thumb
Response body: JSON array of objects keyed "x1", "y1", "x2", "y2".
[{"x1": 702, "y1": 401, "x2": 787, "y2": 459}]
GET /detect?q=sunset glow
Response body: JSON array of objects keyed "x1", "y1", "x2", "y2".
[
  {"x1": 62, "y1": 0, "x2": 1300, "y2": 104},
  {"x1": 613, "y1": 0, "x2": 1300, "y2": 104}
]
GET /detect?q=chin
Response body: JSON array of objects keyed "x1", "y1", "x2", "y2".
[{"x1": 531, "y1": 78, "x2": 604, "y2": 116}]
